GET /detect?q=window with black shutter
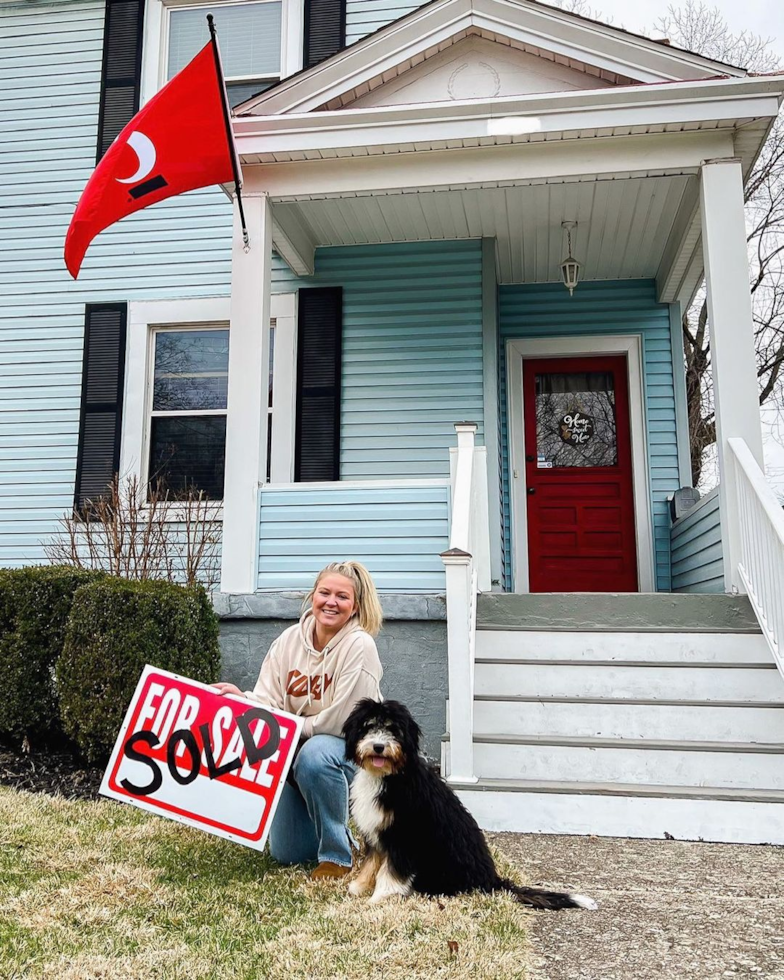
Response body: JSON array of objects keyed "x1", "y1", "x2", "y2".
[
  {"x1": 295, "y1": 287, "x2": 342, "y2": 482},
  {"x1": 96, "y1": 0, "x2": 146, "y2": 161},
  {"x1": 304, "y1": 0, "x2": 346, "y2": 69},
  {"x1": 74, "y1": 304, "x2": 127, "y2": 510}
]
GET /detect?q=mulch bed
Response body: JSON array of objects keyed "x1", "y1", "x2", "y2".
[{"x1": 0, "y1": 745, "x2": 103, "y2": 801}]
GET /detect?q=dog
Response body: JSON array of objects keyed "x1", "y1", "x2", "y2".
[{"x1": 343, "y1": 698, "x2": 597, "y2": 910}]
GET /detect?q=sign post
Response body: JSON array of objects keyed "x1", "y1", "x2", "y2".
[{"x1": 100, "y1": 666, "x2": 303, "y2": 851}]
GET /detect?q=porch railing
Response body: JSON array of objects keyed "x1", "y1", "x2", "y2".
[
  {"x1": 441, "y1": 422, "x2": 491, "y2": 783},
  {"x1": 729, "y1": 437, "x2": 784, "y2": 679}
]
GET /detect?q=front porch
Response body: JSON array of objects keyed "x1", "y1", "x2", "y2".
[{"x1": 203, "y1": 0, "x2": 784, "y2": 841}]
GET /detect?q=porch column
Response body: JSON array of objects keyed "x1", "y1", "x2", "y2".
[
  {"x1": 700, "y1": 158, "x2": 764, "y2": 593},
  {"x1": 221, "y1": 194, "x2": 273, "y2": 594}
]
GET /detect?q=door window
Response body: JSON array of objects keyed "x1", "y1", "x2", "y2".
[{"x1": 534, "y1": 370, "x2": 617, "y2": 469}]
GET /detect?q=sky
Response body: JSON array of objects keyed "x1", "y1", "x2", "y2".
[{"x1": 573, "y1": 0, "x2": 784, "y2": 57}]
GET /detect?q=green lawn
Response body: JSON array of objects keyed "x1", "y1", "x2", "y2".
[{"x1": 0, "y1": 787, "x2": 530, "y2": 980}]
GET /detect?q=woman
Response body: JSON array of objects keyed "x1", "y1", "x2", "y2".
[{"x1": 214, "y1": 561, "x2": 383, "y2": 879}]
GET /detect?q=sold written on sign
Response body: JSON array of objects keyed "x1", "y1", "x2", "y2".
[{"x1": 100, "y1": 666, "x2": 303, "y2": 850}]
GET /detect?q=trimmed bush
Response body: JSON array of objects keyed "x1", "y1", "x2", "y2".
[
  {"x1": 0, "y1": 566, "x2": 104, "y2": 746},
  {"x1": 57, "y1": 577, "x2": 221, "y2": 763}
]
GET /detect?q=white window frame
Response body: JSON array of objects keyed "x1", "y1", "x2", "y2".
[
  {"x1": 123, "y1": 295, "x2": 298, "y2": 518},
  {"x1": 140, "y1": 0, "x2": 304, "y2": 107}
]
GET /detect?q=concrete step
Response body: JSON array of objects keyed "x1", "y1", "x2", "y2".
[
  {"x1": 452, "y1": 778, "x2": 784, "y2": 844},
  {"x1": 474, "y1": 659, "x2": 783, "y2": 702},
  {"x1": 474, "y1": 630, "x2": 772, "y2": 664},
  {"x1": 477, "y1": 592, "x2": 761, "y2": 632},
  {"x1": 443, "y1": 735, "x2": 784, "y2": 791},
  {"x1": 466, "y1": 696, "x2": 784, "y2": 743}
]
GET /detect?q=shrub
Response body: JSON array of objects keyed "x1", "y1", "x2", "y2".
[
  {"x1": 57, "y1": 577, "x2": 221, "y2": 763},
  {"x1": 0, "y1": 566, "x2": 104, "y2": 746}
]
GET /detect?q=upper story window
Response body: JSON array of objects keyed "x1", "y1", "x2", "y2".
[{"x1": 166, "y1": 1, "x2": 283, "y2": 107}]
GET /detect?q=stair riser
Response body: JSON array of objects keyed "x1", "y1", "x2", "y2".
[
  {"x1": 475, "y1": 631, "x2": 771, "y2": 664},
  {"x1": 466, "y1": 741, "x2": 784, "y2": 791},
  {"x1": 468, "y1": 699, "x2": 784, "y2": 743},
  {"x1": 475, "y1": 663, "x2": 782, "y2": 702},
  {"x1": 455, "y1": 788, "x2": 784, "y2": 845}
]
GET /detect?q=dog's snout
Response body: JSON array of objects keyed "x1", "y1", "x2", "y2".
[{"x1": 372, "y1": 743, "x2": 386, "y2": 755}]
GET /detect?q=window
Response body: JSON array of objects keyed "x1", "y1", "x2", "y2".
[
  {"x1": 166, "y1": 0, "x2": 283, "y2": 108},
  {"x1": 148, "y1": 327, "x2": 229, "y2": 498}
]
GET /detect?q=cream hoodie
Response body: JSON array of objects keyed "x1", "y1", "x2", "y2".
[{"x1": 245, "y1": 610, "x2": 383, "y2": 738}]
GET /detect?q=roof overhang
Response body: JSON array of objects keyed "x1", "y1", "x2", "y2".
[
  {"x1": 237, "y1": 0, "x2": 748, "y2": 117},
  {"x1": 234, "y1": 74, "x2": 783, "y2": 164}
]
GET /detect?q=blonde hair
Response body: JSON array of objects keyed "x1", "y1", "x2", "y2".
[{"x1": 305, "y1": 561, "x2": 383, "y2": 637}]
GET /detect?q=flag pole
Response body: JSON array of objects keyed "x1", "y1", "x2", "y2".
[{"x1": 207, "y1": 14, "x2": 250, "y2": 249}]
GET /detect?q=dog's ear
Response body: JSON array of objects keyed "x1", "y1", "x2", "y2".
[
  {"x1": 384, "y1": 700, "x2": 422, "y2": 756},
  {"x1": 342, "y1": 697, "x2": 376, "y2": 759}
]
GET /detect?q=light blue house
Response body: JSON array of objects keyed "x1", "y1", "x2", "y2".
[{"x1": 4, "y1": 0, "x2": 784, "y2": 842}]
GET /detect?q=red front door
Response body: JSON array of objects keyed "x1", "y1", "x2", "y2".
[{"x1": 523, "y1": 354, "x2": 638, "y2": 593}]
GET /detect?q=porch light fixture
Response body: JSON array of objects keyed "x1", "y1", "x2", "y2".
[{"x1": 560, "y1": 221, "x2": 581, "y2": 296}]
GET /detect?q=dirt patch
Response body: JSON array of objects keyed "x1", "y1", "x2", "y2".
[
  {"x1": 489, "y1": 832, "x2": 784, "y2": 980},
  {"x1": 0, "y1": 745, "x2": 103, "y2": 800}
]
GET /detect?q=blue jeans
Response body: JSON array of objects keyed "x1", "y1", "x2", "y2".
[{"x1": 268, "y1": 734, "x2": 357, "y2": 867}]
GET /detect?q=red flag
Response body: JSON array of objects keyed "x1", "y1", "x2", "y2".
[{"x1": 65, "y1": 41, "x2": 236, "y2": 278}]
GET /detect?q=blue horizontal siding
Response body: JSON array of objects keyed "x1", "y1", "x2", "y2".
[
  {"x1": 0, "y1": 0, "x2": 302, "y2": 569},
  {"x1": 258, "y1": 484, "x2": 450, "y2": 591},
  {"x1": 499, "y1": 280, "x2": 682, "y2": 592},
  {"x1": 671, "y1": 489, "x2": 725, "y2": 593},
  {"x1": 276, "y1": 240, "x2": 485, "y2": 481},
  {"x1": 346, "y1": 0, "x2": 427, "y2": 43}
]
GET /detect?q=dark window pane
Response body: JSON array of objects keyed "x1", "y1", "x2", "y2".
[
  {"x1": 535, "y1": 370, "x2": 617, "y2": 469},
  {"x1": 149, "y1": 416, "x2": 226, "y2": 499},
  {"x1": 227, "y1": 79, "x2": 276, "y2": 108},
  {"x1": 153, "y1": 329, "x2": 229, "y2": 411}
]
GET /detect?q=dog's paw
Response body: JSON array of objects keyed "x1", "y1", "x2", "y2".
[{"x1": 348, "y1": 879, "x2": 371, "y2": 897}]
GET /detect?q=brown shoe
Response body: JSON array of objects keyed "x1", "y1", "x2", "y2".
[{"x1": 311, "y1": 861, "x2": 352, "y2": 881}]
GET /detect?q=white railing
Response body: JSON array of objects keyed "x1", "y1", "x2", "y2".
[
  {"x1": 441, "y1": 422, "x2": 491, "y2": 783},
  {"x1": 729, "y1": 437, "x2": 784, "y2": 679}
]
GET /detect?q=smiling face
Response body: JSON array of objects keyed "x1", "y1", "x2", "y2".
[{"x1": 312, "y1": 573, "x2": 357, "y2": 638}]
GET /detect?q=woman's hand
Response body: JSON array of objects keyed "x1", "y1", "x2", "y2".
[{"x1": 212, "y1": 682, "x2": 244, "y2": 698}]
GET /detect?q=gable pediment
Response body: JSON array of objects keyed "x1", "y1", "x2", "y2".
[
  {"x1": 343, "y1": 34, "x2": 615, "y2": 110},
  {"x1": 236, "y1": 0, "x2": 746, "y2": 117}
]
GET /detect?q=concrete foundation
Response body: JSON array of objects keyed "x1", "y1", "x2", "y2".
[{"x1": 218, "y1": 610, "x2": 448, "y2": 757}]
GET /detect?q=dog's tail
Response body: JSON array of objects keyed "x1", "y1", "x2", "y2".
[{"x1": 498, "y1": 878, "x2": 598, "y2": 911}]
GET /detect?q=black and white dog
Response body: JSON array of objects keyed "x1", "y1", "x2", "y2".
[{"x1": 343, "y1": 698, "x2": 597, "y2": 910}]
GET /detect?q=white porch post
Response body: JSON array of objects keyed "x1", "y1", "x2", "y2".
[
  {"x1": 700, "y1": 158, "x2": 764, "y2": 593},
  {"x1": 220, "y1": 194, "x2": 273, "y2": 594}
]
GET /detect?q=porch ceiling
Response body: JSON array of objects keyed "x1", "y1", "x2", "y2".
[{"x1": 272, "y1": 174, "x2": 691, "y2": 285}]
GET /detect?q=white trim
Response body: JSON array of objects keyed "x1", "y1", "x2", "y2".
[
  {"x1": 506, "y1": 335, "x2": 655, "y2": 594},
  {"x1": 124, "y1": 293, "x2": 298, "y2": 522},
  {"x1": 269, "y1": 291, "x2": 298, "y2": 482},
  {"x1": 260, "y1": 478, "x2": 452, "y2": 491},
  {"x1": 242, "y1": 132, "x2": 737, "y2": 201},
  {"x1": 140, "y1": 0, "x2": 302, "y2": 106}
]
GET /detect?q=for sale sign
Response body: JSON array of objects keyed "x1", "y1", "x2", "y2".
[{"x1": 100, "y1": 666, "x2": 303, "y2": 850}]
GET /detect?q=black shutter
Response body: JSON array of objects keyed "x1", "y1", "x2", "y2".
[
  {"x1": 304, "y1": 0, "x2": 346, "y2": 69},
  {"x1": 74, "y1": 304, "x2": 127, "y2": 509},
  {"x1": 96, "y1": 0, "x2": 146, "y2": 161},
  {"x1": 295, "y1": 288, "x2": 342, "y2": 482}
]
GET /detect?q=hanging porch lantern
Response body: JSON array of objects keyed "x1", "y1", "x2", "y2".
[{"x1": 560, "y1": 221, "x2": 581, "y2": 296}]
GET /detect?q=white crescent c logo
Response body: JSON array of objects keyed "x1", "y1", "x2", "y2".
[{"x1": 116, "y1": 131, "x2": 156, "y2": 184}]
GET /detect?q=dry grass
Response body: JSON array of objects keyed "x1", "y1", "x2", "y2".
[{"x1": 0, "y1": 787, "x2": 531, "y2": 980}]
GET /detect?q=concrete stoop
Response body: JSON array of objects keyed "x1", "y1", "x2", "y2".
[{"x1": 443, "y1": 593, "x2": 784, "y2": 844}]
